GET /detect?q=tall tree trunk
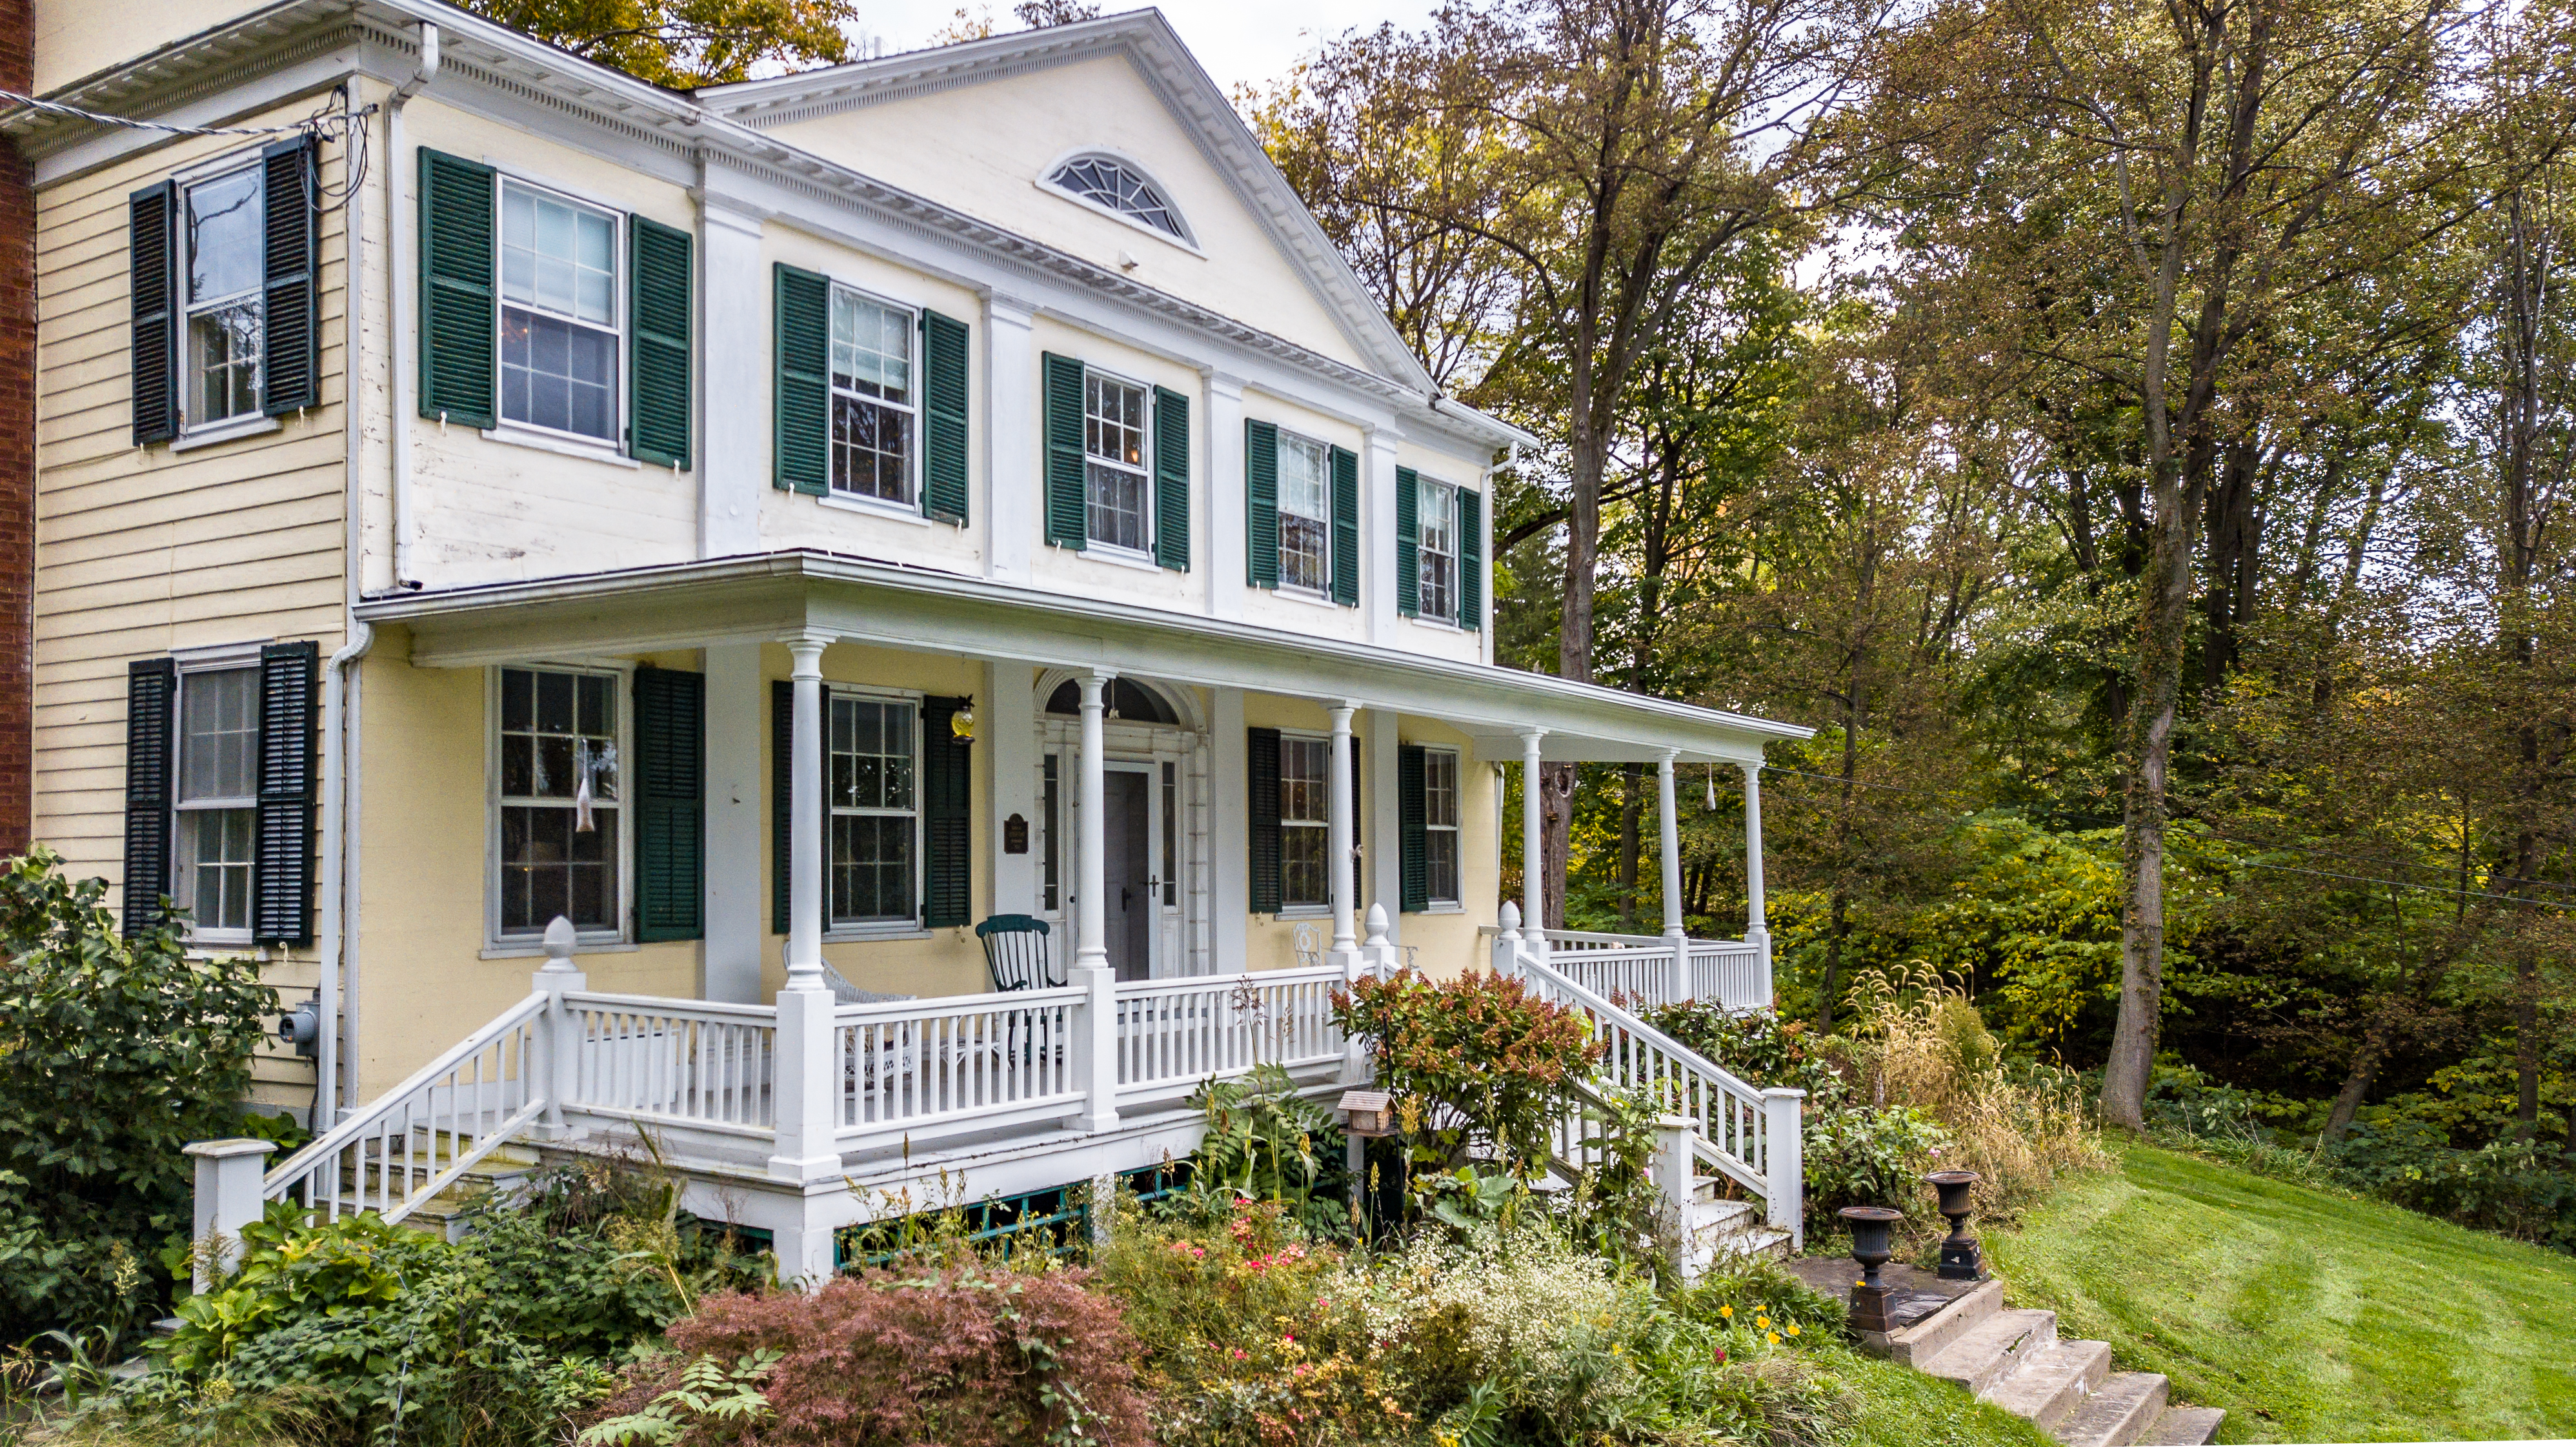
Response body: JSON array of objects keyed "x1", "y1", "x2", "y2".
[{"x1": 2322, "y1": 1015, "x2": 2390, "y2": 1141}]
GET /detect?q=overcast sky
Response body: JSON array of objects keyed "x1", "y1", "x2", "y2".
[{"x1": 849, "y1": 0, "x2": 1439, "y2": 99}]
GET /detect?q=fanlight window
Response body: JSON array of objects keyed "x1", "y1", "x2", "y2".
[{"x1": 1047, "y1": 156, "x2": 1187, "y2": 240}]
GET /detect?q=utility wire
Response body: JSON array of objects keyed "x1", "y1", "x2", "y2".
[{"x1": 0, "y1": 86, "x2": 368, "y2": 139}]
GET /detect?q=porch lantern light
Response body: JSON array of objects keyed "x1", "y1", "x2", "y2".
[
  {"x1": 1338, "y1": 1089, "x2": 1396, "y2": 1138},
  {"x1": 1925, "y1": 1169, "x2": 1986, "y2": 1280},
  {"x1": 950, "y1": 702, "x2": 976, "y2": 741},
  {"x1": 1837, "y1": 1205, "x2": 1904, "y2": 1334}
]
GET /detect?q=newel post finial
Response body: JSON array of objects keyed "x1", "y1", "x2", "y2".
[{"x1": 539, "y1": 916, "x2": 579, "y2": 975}]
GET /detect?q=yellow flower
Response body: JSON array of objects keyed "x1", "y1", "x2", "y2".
[
  {"x1": 1767, "y1": 1333, "x2": 1782, "y2": 1346},
  {"x1": 1755, "y1": 1315, "x2": 1770, "y2": 1328},
  {"x1": 1720, "y1": 1305, "x2": 1735, "y2": 1319},
  {"x1": 1786, "y1": 1323, "x2": 1802, "y2": 1337}
]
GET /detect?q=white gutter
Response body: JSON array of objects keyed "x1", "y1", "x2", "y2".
[{"x1": 385, "y1": 20, "x2": 436, "y2": 587}]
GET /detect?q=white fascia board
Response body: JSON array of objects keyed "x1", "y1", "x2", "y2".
[{"x1": 354, "y1": 552, "x2": 1815, "y2": 761}]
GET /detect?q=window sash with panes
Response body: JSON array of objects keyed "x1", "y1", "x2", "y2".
[
  {"x1": 172, "y1": 667, "x2": 259, "y2": 939},
  {"x1": 1278, "y1": 734, "x2": 1331, "y2": 909},
  {"x1": 829, "y1": 693, "x2": 919, "y2": 927},
  {"x1": 497, "y1": 668, "x2": 621, "y2": 936},
  {"x1": 830, "y1": 288, "x2": 915, "y2": 504},
  {"x1": 1085, "y1": 374, "x2": 1152, "y2": 553},
  {"x1": 1278, "y1": 434, "x2": 1331, "y2": 593},
  {"x1": 1424, "y1": 747, "x2": 1460, "y2": 906},
  {"x1": 184, "y1": 165, "x2": 265, "y2": 427},
  {"x1": 498, "y1": 182, "x2": 619, "y2": 442},
  {"x1": 1418, "y1": 477, "x2": 1458, "y2": 622}
]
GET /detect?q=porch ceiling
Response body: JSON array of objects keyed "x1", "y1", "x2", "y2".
[{"x1": 352, "y1": 551, "x2": 1813, "y2": 764}]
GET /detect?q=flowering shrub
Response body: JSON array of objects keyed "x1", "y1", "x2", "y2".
[
  {"x1": 1334, "y1": 969, "x2": 1604, "y2": 1179},
  {"x1": 609, "y1": 1262, "x2": 1150, "y2": 1446}
]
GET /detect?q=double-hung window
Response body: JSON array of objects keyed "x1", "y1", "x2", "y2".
[
  {"x1": 173, "y1": 666, "x2": 258, "y2": 941},
  {"x1": 499, "y1": 181, "x2": 620, "y2": 442},
  {"x1": 1278, "y1": 433, "x2": 1332, "y2": 593},
  {"x1": 497, "y1": 667, "x2": 621, "y2": 937},
  {"x1": 1418, "y1": 477, "x2": 1458, "y2": 623},
  {"x1": 830, "y1": 289, "x2": 916, "y2": 504},
  {"x1": 1085, "y1": 372, "x2": 1152, "y2": 554},
  {"x1": 183, "y1": 165, "x2": 265, "y2": 427},
  {"x1": 1278, "y1": 734, "x2": 1331, "y2": 909},
  {"x1": 1424, "y1": 747, "x2": 1460, "y2": 907},
  {"x1": 829, "y1": 693, "x2": 919, "y2": 927}
]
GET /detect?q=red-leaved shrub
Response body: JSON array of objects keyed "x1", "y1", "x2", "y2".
[{"x1": 599, "y1": 1264, "x2": 1151, "y2": 1446}]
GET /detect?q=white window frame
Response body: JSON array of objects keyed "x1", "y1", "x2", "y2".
[
  {"x1": 170, "y1": 649, "x2": 264, "y2": 946},
  {"x1": 487, "y1": 662, "x2": 633, "y2": 948},
  {"x1": 492, "y1": 174, "x2": 626, "y2": 450},
  {"x1": 1277, "y1": 730, "x2": 1332, "y2": 915},
  {"x1": 177, "y1": 152, "x2": 268, "y2": 436},
  {"x1": 825, "y1": 683, "x2": 926, "y2": 937},
  {"x1": 826, "y1": 283, "x2": 921, "y2": 512},
  {"x1": 1423, "y1": 745, "x2": 1462, "y2": 909},
  {"x1": 1417, "y1": 476, "x2": 1459, "y2": 625},
  {"x1": 1276, "y1": 430, "x2": 1333, "y2": 599},
  {"x1": 1035, "y1": 147, "x2": 1205, "y2": 254},
  {"x1": 1082, "y1": 368, "x2": 1156, "y2": 563}
]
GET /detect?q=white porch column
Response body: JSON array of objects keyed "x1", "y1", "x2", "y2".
[
  {"x1": 702, "y1": 642, "x2": 765, "y2": 1002},
  {"x1": 1210, "y1": 688, "x2": 1249, "y2": 969},
  {"x1": 1069, "y1": 669, "x2": 1119, "y2": 1131},
  {"x1": 1519, "y1": 729, "x2": 1546, "y2": 946},
  {"x1": 785, "y1": 636, "x2": 829, "y2": 985},
  {"x1": 696, "y1": 199, "x2": 765, "y2": 558},
  {"x1": 984, "y1": 293, "x2": 1037, "y2": 586},
  {"x1": 987, "y1": 661, "x2": 1038, "y2": 915},
  {"x1": 1657, "y1": 753, "x2": 1688, "y2": 1004},
  {"x1": 1328, "y1": 703, "x2": 1360, "y2": 960},
  {"x1": 1741, "y1": 761, "x2": 1769, "y2": 945},
  {"x1": 1366, "y1": 708, "x2": 1402, "y2": 946}
]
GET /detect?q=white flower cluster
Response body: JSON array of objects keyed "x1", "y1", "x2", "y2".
[{"x1": 1333, "y1": 1226, "x2": 1647, "y2": 1395}]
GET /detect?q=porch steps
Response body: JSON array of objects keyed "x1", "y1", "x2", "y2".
[
  {"x1": 323, "y1": 1137, "x2": 547, "y2": 1240},
  {"x1": 1881, "y1": 1280, "x2": 2222, "y2": 1447}
]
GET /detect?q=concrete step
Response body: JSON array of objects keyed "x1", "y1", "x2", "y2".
[
  {"x1": 2057, "y1": 1372, "x2": 2168, "y2": 1447},
  {"x1": 2138, "y1": 1405, "x2": 2225, "y2": 1446},
  {"x1": 1920, "y1": 1307, "x2": 2058, "y2": 1396},
  {"x1": 1885, "y1": 1277, "x2": 2003, "y2": 1365},
  {"x1": 1983, "y1": 1339, "x2": 2111, "y2": 1432}
]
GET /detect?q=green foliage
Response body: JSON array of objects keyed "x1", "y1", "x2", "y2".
[
  {"x1": 578, "y1": 1351, "x2": 777, "y2": 1446},
  {"x1": 1334, "y1": 969, "x2": 1604, "y2": 1181},
  {"x1": 0, "y1": 846, "x2": 277, "y2": 1343},
  {"x1": 1640, "y1": 1002, "x2": 1841, "y2": 1094},
  {"x1": 1187, "y1": 1062, "x2": 1350, "y2": 1237},
  {"x1": 453, "y1": 0, "x2": 854, "y2": 86},
  {"x1": 1800, "y1": 1107, "x2": 1952, "y2": 1226}
]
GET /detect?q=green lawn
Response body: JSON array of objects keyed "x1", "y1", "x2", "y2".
[
  {"x1": 1829, "y1": 1346, "x2": 2058, "y2": 1447},
  {"x1": 1984, "y1": 1144, "x2": 2576, "y2": 1443}
]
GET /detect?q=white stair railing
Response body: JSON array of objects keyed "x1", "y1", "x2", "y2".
[{"x1": 259, "y1": 991, "x2": 550, "y2": 1226}]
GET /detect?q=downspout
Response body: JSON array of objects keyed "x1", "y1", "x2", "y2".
[
  {"x1": 387, "y1": 21, "x2": 437, "y2": 588},
  {"x1": 314, "y1": 79, "x2": 374, "y2": 1127}
]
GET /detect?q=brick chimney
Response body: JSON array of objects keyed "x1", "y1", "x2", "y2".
[{"x1": 0, "y1": 0, "x2": 31, "y2": 855}]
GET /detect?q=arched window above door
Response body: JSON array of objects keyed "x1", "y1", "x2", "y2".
[{"x1": 1043, "y1": 676, "x2": 1180, "y2": 725}]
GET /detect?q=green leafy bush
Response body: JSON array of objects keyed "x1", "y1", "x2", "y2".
[
  {"x1": 1187, "y1": 1062, "x2": 1351, "y2": 1237},
  {"x1": 1640, "y1": 1002, "x2": 1844, "y2": 1097},
  {"x1": 2324, "y1": 1122, "x2": 2576, "y2": 1251},
  {"x1": 1800, "y1": 1106, "x2": 1951, "y2": 1229},
  {"x1": 0, "y1": 846, "x2": 276, "y2": 1342},
  {"x1": 1334, "y1": 969, "x2": 1603, "y2": 1180}
]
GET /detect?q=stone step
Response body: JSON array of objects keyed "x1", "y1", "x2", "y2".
[
  {"x1": 1982, "y1": 1339, "x2": 2111, "y2": 1431},
  {"x1": 1884, "y1": 1277, "x2": 2004, "y2": 1366},
  {"x1": 2138, "y1": 1405, "x2": 2225, "y2": 1446},
  {"x1": 1920, "y1": 1307, "x2": 2058, "y2": 1396},
  {"x1": 2057, "y1": 1372, "x2": 2168, "y2": 1447}
]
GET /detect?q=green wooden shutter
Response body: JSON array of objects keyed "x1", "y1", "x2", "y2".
[
  {"x1": 634, "y1": 667, "x2": 705, "y2": 942},
  {"x1": 1245, "y1": 420, "x2": 1279, "y2": 589},
  {"x1": 418, "y1": 149, "x2": 496, "y2": 428},
  {"x1": 1398, "y1": 744, "x2": 1428, "y2": 914},
  {"x1": 1330, "y1": 445, "x2": 1359, "y2": 606},
  {"x1": 1153, "y1": 385, "x2": 1190, "y2": 571},
  {"x1": 922, "y1": 310, "x2": 971, "y2": 523},
  {"x1": 129, "y1": 181, "x2": 178, "y2": 445},
  {"x1": 252, "y1": 641, "x2": 319, "y2": 944},
  {"x1": 1458, "y1": 487, "x2": 1484, "y2": 631},
  {"x1": 770, "y1": 678, "x2": 794, "y2": 933},
  {"x1": 921, "y1": 696, "x2": 973, "y2": 927},
  {"x1": 121, "y1": 658, "x2": 176, "y2": 935},
  {"x1": 774, "y1": 264, "x2": 829, "y2": 495},
  {"x1": 1248, "y1": 727, "x2": 1282, "y2": 913},
  {"x1": 629, "y1": 216, "x2": 692, "y2": 469},
  {"x1": 1395, "y1": 466, "x2": 1420, "y2": 618},
  {"x1": 261, "y1": 138, "x2": 320, "y2": 416},
  {"x1": 1043, "y1": 352, "x2": 1087, "y2": 547}
]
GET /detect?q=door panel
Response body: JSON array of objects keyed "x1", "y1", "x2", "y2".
[{"x1": 1103, "y1": 769, "x2": 1152, "y2": 980}]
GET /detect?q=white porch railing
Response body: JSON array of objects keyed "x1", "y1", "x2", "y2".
[
  {"x1": 1114, "y1": 965, "x2": 1345, "y2": 1103},
  {"x1": 1518, "y1": 928, "x2": 1772, "y2": 1011},
  {"x1": 834, "y1": 984, "x2": 1086, "y2": 1147},
  {"x1": 560, "y1": 993, "x2": 780, "y2": 1136}
]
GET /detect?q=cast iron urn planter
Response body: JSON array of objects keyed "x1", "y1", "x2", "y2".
[
  {"x1": 1837, "y1": 1205, "x2": 1904, "y2": 1334},
  {"x1": 1926, "y1": 1169, "x2": 1986, "y2": 1280}
]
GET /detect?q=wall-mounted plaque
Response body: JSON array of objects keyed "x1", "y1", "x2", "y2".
[{"x1": 1003, "y1": 813, "x2": 1029, "y2": 855}]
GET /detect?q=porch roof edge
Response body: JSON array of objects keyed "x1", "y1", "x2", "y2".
[{"x1": 352, "y1": 551, "x2": 1816, "y2": 760}]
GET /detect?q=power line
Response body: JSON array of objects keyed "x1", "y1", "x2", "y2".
[{"x1": 0, "y1": 86, "x2": 367, "y2": 139}]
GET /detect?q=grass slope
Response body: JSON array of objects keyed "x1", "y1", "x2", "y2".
[
  {"x1": 1827, "y1": 1346, "x2": 2060, "y2": 1447},
  {"x1": 1985, "y1": 1144, "x2": 2576, "y2": 1444}
]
